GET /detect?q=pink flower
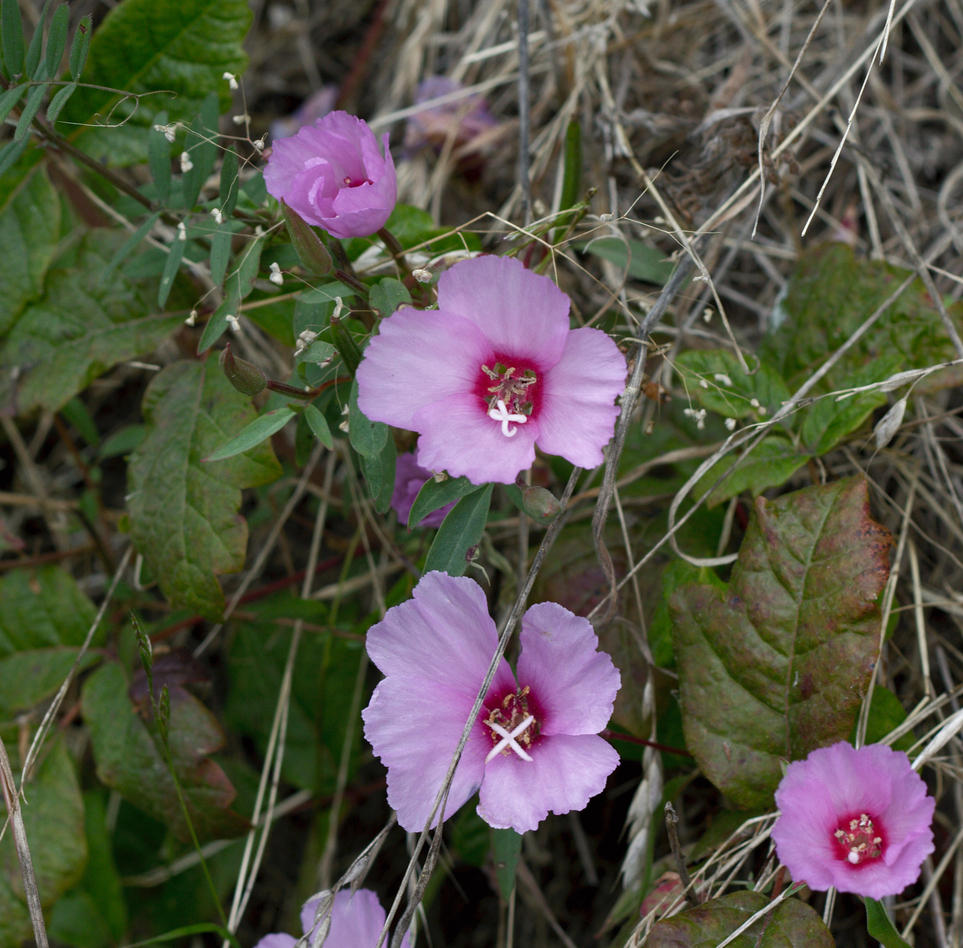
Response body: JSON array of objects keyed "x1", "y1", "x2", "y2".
[
  {"x1": 362, "y1": 571, "x2": 621, "y2": 834},
  {"x1": 391, "y1": 452, "x2": 454, "y2": 528},
  {"x1": 254, "y1": 888, "x2": 410, "y2": 948},
  {"x1": 355, "y1": 255, "x2": 627, "y2": 485},
  {"x1": 772, "y1": 741, "x2": 935, "y2": 899},
  {"x1": 264, "y1": 111, "x2": 396, "y2": 239}
]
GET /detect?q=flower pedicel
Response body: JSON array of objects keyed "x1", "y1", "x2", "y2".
[
  {"x1": 263, "y1": 110, "x2": 397, "y2": 239},
  {"x1": 362, "y1": 571, "x2": 621, "y2": 834},
  {"x1": 356, "y1": 255, "x2": 627, "y2": 485},
  {"x1": 771, "y1": 741, "x2": 935, "y2": 899}
]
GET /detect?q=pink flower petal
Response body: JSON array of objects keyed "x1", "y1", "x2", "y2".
[
  {"x1": 436, "y1": 256, "x2": 570, "y2": 366},
  {"x1": 535, "y1": 327, "x2": 626, "y2": 469},
  {"x1": 363, "y1": 677, "x2": 492, "y2": 831},
  {"x1": 300, "y1": 889, "x2": 411, "y2": 948},
  {"x1": 356, "y1": 309, "x2": 491, "y2": 432},
  {"x1": 516, "y1": 602, "x2": 620, "y2": 736},
  {"x1": 253, "y1": 935, "x2": 296, "y2": 948},
  {"x1": 364, "y1": 572, "x2": 511, "y2": 687},
  {"x1": 477, "y1": 734, "x2": 619, "y2": 834},
  {"x1": 414, "y1": 395, "x2": 538, "y2": 485}
]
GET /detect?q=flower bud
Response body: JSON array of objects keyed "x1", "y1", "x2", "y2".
[
  {"x1": 220, "y1": 343, "x2": 266, "y2": 396},
  {"x1": 518, "y1": 485, "x2": 561, "y2": 524}
]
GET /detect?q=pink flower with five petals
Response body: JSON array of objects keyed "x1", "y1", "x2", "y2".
[
  {"x1": 772, "y1": 741, "x2": 935, "y2": 899},
  {"x1": 355, "y1": 255, "x2": 627, "y2": 485},
  {"x1": 362, "y1": 571, "x2": 621, "y2": 834}
]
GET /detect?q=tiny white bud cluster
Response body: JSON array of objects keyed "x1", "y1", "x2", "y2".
[
  {"x1": 226, "y1": 314, "x2": 241, "y2": 333},
  {"x1": 176, "y1": 221, "x2": 187, "y2": 241},
  {"x1": 268, "y1": 261, "x2": 284, "y2": 286},
  {"x1": 153, "y1": 122, "x2": 178, "y2": 142},
  {"x1": 683, "y1": 407, "x2": 707, "y2": 430},
  {"x1": 222, "y1": 71, "x2": 239, "y2": 91},
  {"x1": 713, "y1": 373, "x2": 732, "y2": 386},
  {"x1": 253, "y1": 136, "x2": 266, "y2": 152},
  {"x1": 210, "y1": 207, "x2": 224, "y2": 225},
  {"x1": 412, "y1": 267, "x2": 432, "y2": 284},
  {"x1": 232, "y1": 114, "x2": 250, "y2": 126},
  {"x1": 179, "y1": 151, "x2": 193, "y2": 173},
  {"x1": 749, "y1": 398, "x2": 767, "y2": 416},
  {"x1": 185, "y1": 310, "x2": 198, "y2": 327},
  {"x1": 724, "y1": 417, "x2": 737, "y2": 431},
  {"x1": 294, "y1": 329, "x2": 318, "y2": 357}
]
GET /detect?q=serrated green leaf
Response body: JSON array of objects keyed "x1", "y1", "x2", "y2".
[
  {"x1": 348, "y1": 377, "x2": 389, "y2": 458},
  {"x1": 408, "y1": 475, "x2": 477, "y2": 529},
  {"x1": 1, "y1": 0, "x2": 25, "y2": 78},
  {"x1": 644, "y1": 891, "x2": 833, "y2": 947},
  {"x1": 671, "y1": 477, "x2": 891, "y2": 808},
  {"x1": 82, "y1": 661, "x2": 247, "y2": 842},
  {"x1": 0, "y1": 737, "x2": 86, "y2": 946},
  {"x1": 128, "y1": 358, "x2": 281, "y2": 618},
  {"x1": 205, "y1": 405, "x2": 295, "y2": 462},
  {"x1": 59, "y1": 0, "x2": 251, "y2": 164},
  {"x1": 424, "y1": 484, "x2": 493, "y2": 576},
  {"x1": 695, "y1": 433, "x2": 809, "y2": 508},
  {"x1": 359, "y1": 434, "x2": 396, "y2": 513},
  {"x1": 579, "y1": 236, "x2": 674, "y2": 285},
  {"x1": 0, "y1": 230, "x2": 183, "y2": 414},
  {"x1": 369, "y1": 277, "x2": 411, "y2": 318},
  {"x1": 0, "y1": 163, "x2": 59, "y2": 336},
  {"x1": 492, "y1": 829, "x2": 521, "y2": 900}
]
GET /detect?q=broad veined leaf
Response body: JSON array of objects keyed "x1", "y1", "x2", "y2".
[
  {"x1": 127, "y1": 358, "x2": 281, "y2": 619},
  {"x1": 82, "y1": 661, "x2": 247, "y2": 842},
  {"x1": 0, "y1": 231, "x2": 184, "y2": 414},
  {"x1": 644, "y1": 891, "x2": 834, "y2": 947},
  {"x1": 671, "y1": 477, "x2": 891, "y2": 807},
  {"x1": 424, "y1": 484, "x2": 493, "y2": 576},
  {"x1": 0, "y1": 738, "x2": 86, "y2": 946},
  {"x1": 58, "y1": 0, "x2": 251, "y2": 164}
]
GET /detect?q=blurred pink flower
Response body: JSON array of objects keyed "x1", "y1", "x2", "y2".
[
  {"x1": 254, "y1": 888, "x2": 410, "y2": 948},
  {"x1": 392, "y1": 451, "x2": 453, "y2": 528},
  {"x1": 355, "y1": 255, "x2": 626, "y2": 485},
  {"x1": 263, "y1": 111, "x2": 396, "y2": 239},
  {"x1": 362, "y1": 571, "x2": 621, "y2": 834},
  {"x1": 772, "y1": 741, "x2": 934, "y2": 899}
]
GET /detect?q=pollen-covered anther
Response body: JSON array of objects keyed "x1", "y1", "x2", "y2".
[{"x1": 834, "y1": 813, "x2": 883, "y2": 865}]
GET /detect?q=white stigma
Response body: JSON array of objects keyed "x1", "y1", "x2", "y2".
[
  {"x1": 485, "y1": 714, "x2": 535, "y2": 763},
  {"x1": 488, "y1": 399, "x2": 528, "y2": 437}
]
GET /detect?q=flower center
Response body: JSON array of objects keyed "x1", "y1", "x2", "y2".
[
  {"x1": 475, "y1": 358, "x2": 540, "y2": 438},
  {"x1": 342, "y1": 175, "x2": 372, "y2": 188},
  {"x1": 484, "y1": 686, "x2": 541, "y2": 763},
  {"x1": 833, "y1": 812, "x2": 885, "y2": 866}
]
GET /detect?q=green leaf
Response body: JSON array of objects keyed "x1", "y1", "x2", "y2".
[
  {"x1": 127, "y1": 358, "x2": 281, "y2": 619},
  {"x1": 67, "y1": 14, "x2": 91, "y2": 79},
  {"x1": 59, "y1": 0, "x2": 251, "y2": 164},
  {"x1": 369, "y1": 276, "x2": 411, "y2": 318},
  {"x1": 281, "y1": 200, "x2": 332, "y2": 276},
  {"x1": 44, "y1": 4, "x2": 70, "y2": 76},
  {"x1": 695, "y1": 434, "x2": 810, "y2": 508},
  {"x1": 0, "y1": 230, "x2": 184, "y2": 414},
  {"x1": 424, "y1": 484, "x2": 493, "y2": 576},
  {"x1": 98, "y1": 210, "x2": 161, "y2": 286},
  {"x1": 13, "y1": 82, "x2": 46, "y2": 142},
  {"x1": 0, "y1": 84, "x2": 25, "y2": 125},
  {"x1": 0, "y1": 738, "x2": 86, "y2": 947},
  {"x1": 196, "y1": 290, "x2": 238, "y2": 353},
  {"x1": 408, "y1": 475, "x2": 477, "y2": 529},
  {"x1": 675, "y1": 350, "x2": 791, "y2": 420},
  {"x1": 45, "y1": 80, "x2": 77, "y2": 123},
  {"x1": 157, "y1": 229, "x2": 186, "y2": 307},
  {"x1": 864, "y1": 898, "x2": 912, "y2": 948},
  {"x1": 579, "y1": 236, "x2": 675, "y2": 285},
  {"x1": 303, "y1": 402, "x2": 334, "y2": 449},
  {"x1": 300, "y1": 281, "x2": 355, "y2": 305},
  {"x1": 204, "y1": 405, "x2": 295, "y2": 462},
  {"x1": 82, "y1": 661, "x2": 247, "y2": 842},
  {"x1": 857, "y1": 685, "x2": 914, "y2": 752},
  {"x1": 644, "y1": 891, "x2": 833, "y2": 947},
  {"x1": 359, "y1": 434, "x2": 396, "y2": 513},
  {"x1": 492, "y1": 829, "x2": 521, "y2": 901},
  {"x1": 0, "y1": 163, "x2": 60, "y2": 336},
  {"x1": 24, "y1": 0, "x2": 48, "y2": 80},
  {"x1": 1, "y1": 0, "x2": 25, "y2": 78},
  {"x1": 671, "y1": 477, "x2": 891, "y2": 808},
  {"x1": 147, "y1": 110, "x2": 172, "y2": 203},
  {"x1": 0, "y1": 136, "x2": 29, "y2": 178},
  {"x1": 348, "y1": 377, "x2": 389, "y2": 458}
]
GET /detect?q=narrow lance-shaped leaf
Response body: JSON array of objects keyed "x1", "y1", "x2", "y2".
[
  {"x1": 671, "y1": 477, "x2": 891, "y2": 808},
  {"x1": 424, "y1": 484, "x2": 493, "y2": 576}
]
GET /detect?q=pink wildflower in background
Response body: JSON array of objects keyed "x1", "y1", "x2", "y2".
[
  {"x1": 254, "y1": 888, "x2": 410, "y2": 948},
  {"x1": 772, "y1": 741, "x2": 934, "y2": 899},
  {"x1": 264, "y1": 111, "x2": 396, "y2": 239},
  {"x1": 391, "y1": 452, "x2": 454, "y2": 528},
  {"x1": 362, "y1": 571, "x2": 621, "y2": 834},
  {"x1": 356, "y1": 255, "x2": 627, "y2": 485}
]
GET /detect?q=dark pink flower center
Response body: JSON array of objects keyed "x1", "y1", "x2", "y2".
[
  {"x1": 474, "y1": 354, "x2": 541, "y2": 438},
  {"x1": 482, "y1": 686, "x2": 542, "y2": 762},
  {"x1": 342, "y1": 175, "x2": 373, "y2": 188},
  {"x1": 833, "y1": 812, "x2": 886, "y2": 867}
]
